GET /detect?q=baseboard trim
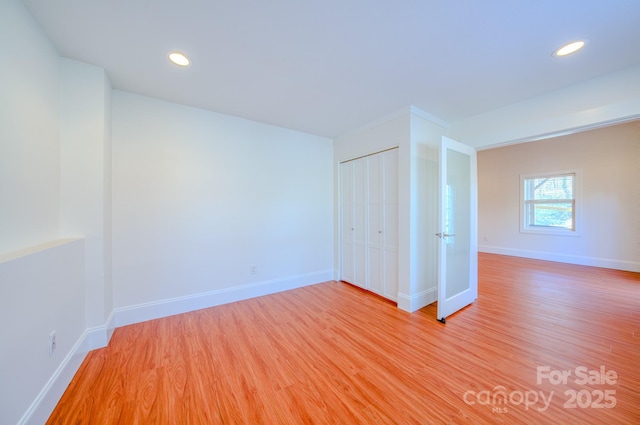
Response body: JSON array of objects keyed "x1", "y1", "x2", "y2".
[
  {"x1": 397, "y1": 287, "x2": 437, "y2": 313},
  {"x1": 480, "y1": 245, "x2": 640, "y2": 272},
  {"x1": 86, "y1": 309, "x2": 116, "y2": 350},
  {"x1": 19, "y1": 330, "x2": 89, "y2": 425},
  {"x1": 114, "y1": 269, "x2": 334, "y2": 327}
]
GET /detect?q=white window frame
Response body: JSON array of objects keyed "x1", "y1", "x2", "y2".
[{"x1": 520, "y1": 170, "x2": 581, "y2": 236}]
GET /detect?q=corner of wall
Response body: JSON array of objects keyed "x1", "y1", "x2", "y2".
[
  {"x1": 397, "y1": 288, "x2": 437, "y2": 313},
  {"x1": 60, "y1": 57, "x2": 113, "y2": 330}
]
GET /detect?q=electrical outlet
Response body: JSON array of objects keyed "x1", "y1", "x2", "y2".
[
  {"x1": 250, "y1": 265, "x2": 257, "y2": 275},
  {"x1": 49, "y1": 331, "x2": 56, "y2": 356}
]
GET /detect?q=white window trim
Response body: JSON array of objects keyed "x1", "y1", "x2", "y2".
[{"x1": 519, "y1": 170, "x2": 582, "y2": 237}]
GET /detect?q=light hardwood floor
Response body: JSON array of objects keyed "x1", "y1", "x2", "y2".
[{"x1": 47, "y1": 254, "x2": 639, "y2": 424}]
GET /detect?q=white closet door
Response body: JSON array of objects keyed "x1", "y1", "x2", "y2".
[
  {"x1": 352, "y1": 158, "x2": 367, "y2": 288},
  {"x1": 340, "y1": 161, "x2": 355, "y2": 284},
  {"x1": 365, "y1": 149, "x2": 398, "y2": 300},
  {"x1": 366, "y1": 154, "x2": 383, "y2": 294},
  {"x1": 341, "y1": 149, "x2": 398, "y2": 299},
  {"x1": 382, "y1": 149, "x2": 399, "y2": 300}
]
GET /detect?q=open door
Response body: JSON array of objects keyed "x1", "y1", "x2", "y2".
[{"x1": 436, "y1": 136, "x2": 478, "y2": 323}]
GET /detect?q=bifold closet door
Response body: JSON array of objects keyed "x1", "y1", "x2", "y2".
[
  {"x1": 366, "y1": 149, "x2": 398, "y2": 300},
  {"x1": 340, "y1": 161, "x2": 355, "y2": 284},
  {"x1": 366, "y1": 154, "x2": 383, "y2": 295},
  {"x1": 382, "y1": 149, "x2": 399, "y2": 300},
  {"x1": 341, "y1": 149, "x2": 398, "y2": 299},
  {"x1": 340, "y1": 159, "x2": 367, "y2": 288}
]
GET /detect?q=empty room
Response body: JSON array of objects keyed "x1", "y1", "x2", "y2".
[{"x1": 1, "y1": 1, "x2": 639, "y2": 424}]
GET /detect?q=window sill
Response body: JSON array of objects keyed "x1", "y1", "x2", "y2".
[{"x1": 520, "y1": 226, "x2": 581, "y2": 237}]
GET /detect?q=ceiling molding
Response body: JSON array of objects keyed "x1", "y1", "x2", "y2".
[{"x1": 409, "y1": 106, "x2": 450, "y2": 130}]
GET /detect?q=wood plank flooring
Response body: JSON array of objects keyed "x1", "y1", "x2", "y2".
[{"x1": 47, "y1": 254, "x2": 640, "y2": 424}]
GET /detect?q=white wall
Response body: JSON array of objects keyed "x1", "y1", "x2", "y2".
[
  {"x1": 410, "y1": 114, "x2": 448, "y2": 301},
  {"x1": 0, "y1": 0, "x2": 60, "y2": 255},
  {"x1": 60, "y1": 58, "x2": 113, "y2": 333},
  {"x1": 111, "y1": 91, "x2": 333, "y2": 319},
  {"x1": 0, "y1": 2, "x2": 114, "y2": 423},
  {"x1": 478, "y1": 121, "x2": 640, "y2": 272},
  {"x1": 334, "y1": 112, "x2": 409, "y2": 163},
  {"x1": 0, "y1": 2, "x2": 79, "y2": 424},
  {"x1": 0, "y1": 240, "x2": 86, "y2": 425}
]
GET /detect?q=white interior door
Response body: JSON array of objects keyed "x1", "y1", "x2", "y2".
[
  {"x1": 365, "y1": 149, "x2": 399, "y2": 300},
  {"x1": 340, "y1": 158, "x2": 367, "y2": 288},
  {"x1": 340, "y1": 149, "x2": 398, "y2": 299},
  {"x1": 381, "y1": 149, "x2": 399, "y2": 300},
  {"x1": 437, "y1": 136, "x2": 477, "y2": 323},
  {"x1": 353, "y1": 159, "x2": 367, "y2": 287},
  {"x1": 339, "y1": 161, "x2": 355, "y2": 284},
  {"x1": 366, "y1": 153, "x2": 383, "y2": 294}
]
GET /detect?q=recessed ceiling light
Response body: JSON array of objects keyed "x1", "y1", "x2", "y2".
[
  {"x1": 168, "y1": 51, "x2": 190, "y2": 66},
  {"x1": 553, "y1": 40, "x2": 586, "y2": 57}
]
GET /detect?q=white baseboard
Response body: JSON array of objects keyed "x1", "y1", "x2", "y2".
[
  {"x1": 86, "y1": 309, "x2": 116, "y2": 350},
  {"x1": 480, "y1": 245, "x2": 640, "y2": 272},
  {"x1": 19, "y1": 331, "x2": 90, "y2": 425},
  {"x1": 397, "y1": 287, "x2": 437, "y2": 313},
  {"x1": 114, "y1": 269, "x2": 334, "y2": 327}
]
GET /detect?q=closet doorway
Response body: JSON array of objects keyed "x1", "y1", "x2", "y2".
[{"x1": 339, "y1": 148, "x2": 399, "y2": 301}]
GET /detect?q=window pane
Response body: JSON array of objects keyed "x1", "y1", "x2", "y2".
[
  {"x1": 531, "y1": 202, "x2": 573, "y2": 228},
  {"x1": 530, "y1": 175, "x2": 573, "y2": 200},
  {"x1": 522, "y1": 172, "x2": 578, "y2": 234}
]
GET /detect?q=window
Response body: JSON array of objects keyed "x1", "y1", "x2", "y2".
[{"x1": 521, "y1": 172, "x2": 579, "y2": 235}]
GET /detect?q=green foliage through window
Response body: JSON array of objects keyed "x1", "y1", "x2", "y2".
[{"x1": 523, "y1": 174, "x2": 575, "y2": 231}]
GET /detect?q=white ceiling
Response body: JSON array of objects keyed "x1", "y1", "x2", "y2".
[{"x1": 22, "y1": 0, "x2": 640, "y2": 139}]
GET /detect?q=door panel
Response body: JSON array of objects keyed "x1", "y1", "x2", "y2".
[
  {"x1": 353, "y1": 159, "x2": 367, "y2": 287},
  {"x1": 437, "y1": 137, "x2": 477, "y2": 322},
  {"x1": 384, "y1": 246, "x2": 399, "y2": 299},
  {"x1": 382, "y1": 149, "x2": 399, "y2": 299},
  {"x1": 367, "y1": 202, "x2": 383, "y2": 293},
  {"x1": 367, "y1": 154, "x2": 383, "y2": 293},
  {"x1": 340, "y1": 162, "x2": 355, "y2": 283}
]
